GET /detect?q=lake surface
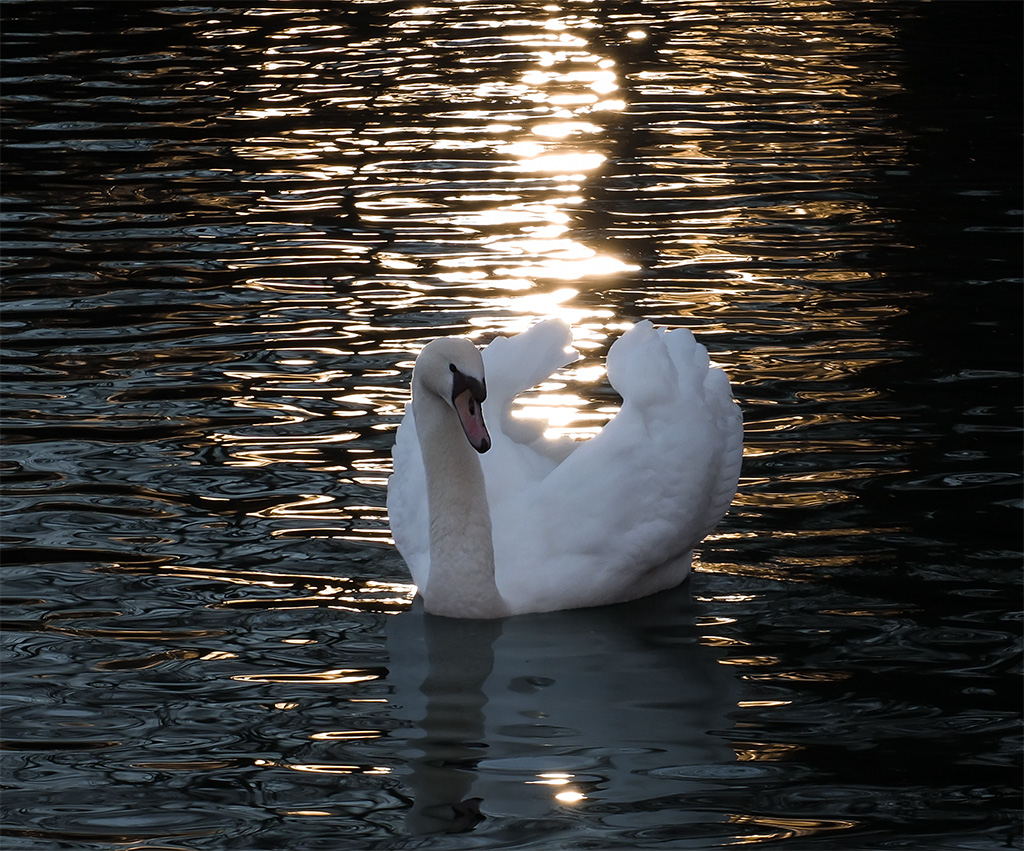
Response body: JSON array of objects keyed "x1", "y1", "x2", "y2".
[{"x1": 2, "y1": 2, "x2": 1021, "y2": 849}]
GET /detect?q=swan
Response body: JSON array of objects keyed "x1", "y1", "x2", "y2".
[{"x1": 387, "y1": 319, "x2": 743, "y2": 619}]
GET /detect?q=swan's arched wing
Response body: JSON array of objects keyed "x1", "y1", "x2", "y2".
[
  {"x1": 492, "y1": 322, "x2": 743, "y2": 612},
  {"x1": 482, "y1": 319, "x2": 579, "y2": 451},
  {"x1": 478, "y1": 320, "x2": 581, "y2": 507}
]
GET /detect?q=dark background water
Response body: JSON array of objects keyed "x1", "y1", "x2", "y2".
[{"x1": 1, "y1": 2, "x2": 1021, "y2": 849}]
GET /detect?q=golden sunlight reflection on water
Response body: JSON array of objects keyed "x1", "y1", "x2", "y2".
[
  {"x1": 5, "y1": 3, "x2": 1019, "y2": 846},
  {"x1": 727, "y1": 814, "x2": 860, "y2": 844},
  {"x1": 201, "y1": 3, "x2": 911, "y2": 628}
]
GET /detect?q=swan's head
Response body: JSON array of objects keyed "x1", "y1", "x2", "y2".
[{"x1": 413, "y1": 337, "x2": 491, "y2": 454}]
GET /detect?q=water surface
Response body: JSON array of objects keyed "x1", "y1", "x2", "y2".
[{"x1": 2, "y1": 2, "x2": 1021, "y2": 849}]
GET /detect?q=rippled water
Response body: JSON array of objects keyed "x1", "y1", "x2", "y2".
[{"x1": 2, "y1": 2, "x2": 1021, "y2": 849}]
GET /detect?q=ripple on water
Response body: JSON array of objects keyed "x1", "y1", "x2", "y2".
[{"x1": 1, "y1": 1, "x2": 1021, "y2": 849}]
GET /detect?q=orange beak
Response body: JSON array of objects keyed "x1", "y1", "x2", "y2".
[{"x1": 453, "y1": 388, "x2": 490, "y2": 453}]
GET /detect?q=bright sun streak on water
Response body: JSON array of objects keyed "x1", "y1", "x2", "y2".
[{"x1": 221, "y1": 3, "x2": 646, "y2": 531}]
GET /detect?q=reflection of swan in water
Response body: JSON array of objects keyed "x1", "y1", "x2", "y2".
[
  {"x1": 386, "y1": 585, "x2": 738, "y2": 835},
  {"x1": 388, "y1": 319, "x2": 743, "y2": 618}
]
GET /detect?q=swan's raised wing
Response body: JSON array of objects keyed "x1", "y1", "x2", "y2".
[
  {"x1": 477, "y1": 320, "x2": 581, "y2": 507},
  {"x1": 482, "y1": 319, "x2": 579, "y2": 452},
  {"x1": 492, "y1": 321, "x2": 743, "y2": 613}
]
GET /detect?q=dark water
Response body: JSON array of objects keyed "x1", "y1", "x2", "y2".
[{"x1": 2, "y1": 2, "x2": 1021, "y2": 849}]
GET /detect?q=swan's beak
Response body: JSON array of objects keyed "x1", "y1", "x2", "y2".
[{"x1": 452, "y1": 384, "x2": 490, "y2": 454}]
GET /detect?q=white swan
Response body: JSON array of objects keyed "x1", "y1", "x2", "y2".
[{"x1": 387, "y1": 320, "x2": 743, "y2": 619}]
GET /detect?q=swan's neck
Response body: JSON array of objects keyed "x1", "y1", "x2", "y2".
[{"x1": 413, "y1": 388, "x2": 507, "y2": 619}]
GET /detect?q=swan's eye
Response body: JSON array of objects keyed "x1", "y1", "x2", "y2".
[{"x1": 449, "y1": 363, "x2": 457, "y2": 373}]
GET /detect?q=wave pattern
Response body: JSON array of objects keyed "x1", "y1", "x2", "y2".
[{"x1": 2, "y1": 2, "x2": 1020, "y2": 849}]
